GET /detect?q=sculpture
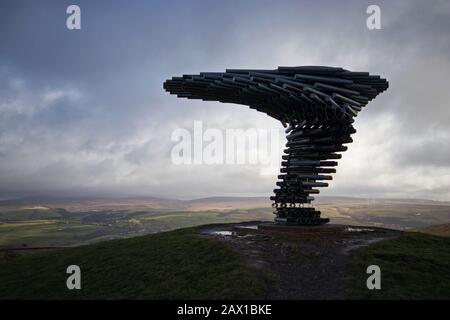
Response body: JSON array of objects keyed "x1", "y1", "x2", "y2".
[{"x1": 164, "y1": 66, "x2": 388, "y2": 225}]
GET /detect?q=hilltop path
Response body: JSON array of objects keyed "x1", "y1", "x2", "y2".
[{"x1": 200, "y1": 222, "x2": 403, "y2": 299}]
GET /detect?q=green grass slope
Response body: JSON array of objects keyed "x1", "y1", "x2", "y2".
[
  {"x1": 348, "y1": 233, "x2": 450, "y2": 299},
  {"x1": 2, "y1": 224, "x2": 450, "y2": 300},
  {"x1": 0, "y1": 227, "x2": 268, "y2": 299}
]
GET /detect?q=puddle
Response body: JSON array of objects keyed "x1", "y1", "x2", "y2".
[
  {"x1": 240, "y1": 234, "x2": 256, "y2": 238},
  {"x1": 203, "y1": 229, "x2": 257, "y2": 238},
  {"x1": 209, "y1": 230, "x2": 233, "y2": 236},
  {"x1": 202, "y1": 224, "x2": 260, "y2": 238},
  {"x1": 236, "y1": 225, "x2": 258, "y2": 230},
  {"x1": 346, "y1": 227, "x2": 374, "y2": 233}
]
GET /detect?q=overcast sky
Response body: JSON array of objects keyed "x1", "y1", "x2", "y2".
[{"x1": 0, "y1": 0, "x2": 449, "y2": 200}]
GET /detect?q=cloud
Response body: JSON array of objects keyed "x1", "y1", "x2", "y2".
[{"x1": 0, "y1": 0, "x2": 449, "y2": 200}]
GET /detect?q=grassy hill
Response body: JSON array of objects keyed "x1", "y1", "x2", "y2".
[
  {"x1": 0, "y1": 227, "x2": 268, "y2": 299},
  {"x1": 348, "y1": 233, "x2": 450, "y2": 299},
  {"x1": 1, "y1": 223, "x2": 450, "y2": 300}
]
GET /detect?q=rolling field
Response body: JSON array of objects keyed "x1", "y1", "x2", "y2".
[
  {"x1": 413, "y1": 223, "x2": 450, "y2": 237},
  {"x1": 0, "y1": 201, "x2": 273, "y2": 247},
  {"x1": 0, "y1": 196, "x2": 449, "y2": 248}
]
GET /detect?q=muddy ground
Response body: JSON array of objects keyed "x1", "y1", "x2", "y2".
[{"x1": 199, "y1": 221, "x2": 404, "y2": 299}]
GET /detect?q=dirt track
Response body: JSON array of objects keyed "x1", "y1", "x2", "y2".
[{"x1": 200, "y1": 222, "x2": 403, "y2": 299}]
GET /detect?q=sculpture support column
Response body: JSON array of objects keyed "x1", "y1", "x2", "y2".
[{"x1": 271, "y1": 121, "x2": 355, "y2": 225}]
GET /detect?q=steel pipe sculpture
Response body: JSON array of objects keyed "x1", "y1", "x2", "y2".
[{"x1": 164, "y1": 66, "x2": 388, "y2": 225}]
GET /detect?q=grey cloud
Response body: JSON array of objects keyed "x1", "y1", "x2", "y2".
[
  {"x1": 394, "y1": 135, "x2": 450, "y2": 168},
  {"x1": 0, "y1": 0, "x2": 449, "y2": 200}
]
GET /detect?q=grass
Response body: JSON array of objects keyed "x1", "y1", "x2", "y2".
[
  {"x1": 0, "y1": 208, "x2": 63, "y2": 221},
  {"x1": 0, "y1": 221, "x2": 104, "y2": 247},
  {"x1": 0, "y1": 226, "x2": 269, "y2": 299},
  {"x1": 2, "y1": 200, "x2": 450, "y2": 301},
  {"x1": 348, "y1": 233, "x2": 450, "y2": 299}
]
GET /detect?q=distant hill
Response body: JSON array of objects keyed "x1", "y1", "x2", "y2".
[
  {"x1": 1, "y1": 195, "x2": 449, "y2": 248},
  {"x1": 416, "y1": 223, "x2": 450, "y2": 237},
  {"x1": 2, "y1": 195, "x2": 449, "y2": 211}
]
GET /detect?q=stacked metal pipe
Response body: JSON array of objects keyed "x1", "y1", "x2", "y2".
[{"x1": 164, "y1": 66, "x2": 388, "y2": 225}]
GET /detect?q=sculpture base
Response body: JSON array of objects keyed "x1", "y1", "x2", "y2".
[
  {"x1": 274, "y1": 217, "x2": 329, "y2": 226},
  {"x1": 259, "y1": 222, "x2": 347, "y2": 237},
  {"x1": 274, "y1": 207, "x2": 329, "y2": 226}
]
